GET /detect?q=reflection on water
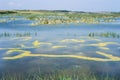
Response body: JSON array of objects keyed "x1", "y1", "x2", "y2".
[{"x1": 0, "y1": 20, "x2": 120, "y2": 77}]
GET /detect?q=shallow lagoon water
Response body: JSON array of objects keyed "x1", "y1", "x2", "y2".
[{"x1": 0, "y1": 19, "x2": 120, "y2": 77}]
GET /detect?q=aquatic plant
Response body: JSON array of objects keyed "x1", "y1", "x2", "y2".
[
  {"x1": 0, "y1": 32, "x2": 38, "y2": 38},
  {"x1": 88, "y1": 32, "x2": 120, "y2": 38},
  {"x1": 52, "y1": 45, "x2": 67, "y2": 49},
  {"x1": 60, "y1": 39, "x2": 85, "y2": 43},
  {"x1": 3, "y1": 46, "x2": 120, "y2": 61},
  {"x1": 0, "y1": 68, "x2": 118, "y2": 80}
]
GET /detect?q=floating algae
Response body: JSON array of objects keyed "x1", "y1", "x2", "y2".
[
  {"x1": 0, "y1": 40, "x2": 52, "y2": 51},
  {"x1": 60, "y1": 39, "x2": 85, "y2": 43},
  {"x1": 2, "y1": 49, "x2": 120, "y2": 62},
  {"x1": 96, "y1": 51, "x2": 120, "y2": 61},
  {"x1": 32, "y1": 40, "x2": 41, "y2": 47},
  {"x1": 52, "y1": 45, "x2": 67, "y2": 49},
  {"x1": 32, "y1": 40, "x2": 52, "y2": 48},
  {"x1": 88, "y1": 38, "x2": 101, "y2": 42},
  {"x1": 2, "y1": 49, "x2": 109, "y2": 61},
  {"x1": 6, "y1": 49, "x2": 26, "y2": 54},
  {"x1": 0, "y1": 48, "x2": 21, "y2": 50},
  {"x1": 12, "y1": 37, "x2": 32, "y2": 41},
  {"x1": 22, "y1": 37, "x2": 32, "y2": 41},
  {"x1": 89, "y1": 42, "x2": 118, "y2": 47},
  {"x1": 98, "y1": 47, "x2": 110, "y2": 50},
  {"x1": 3, "y1": 50, "x2": 31, "y2": 59}
]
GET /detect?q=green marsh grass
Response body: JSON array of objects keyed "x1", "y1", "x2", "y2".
[
  {"x1": 1, "y1": 10, "x2": 120, "y2": 25},
  {"x1": 0, "y1": 69, "x2": 118, "y2": 80},
  {"x1": 88, "y1": 32, "x2": 120, "y2": 38},
  {"x1": 0, "y1": 32, "x2": 38, "y2": 38}
]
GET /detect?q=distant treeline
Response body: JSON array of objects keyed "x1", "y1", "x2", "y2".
[
  {"x1": 1, "y1": 10, "x2": 120, "y2": 14},
  {"x1": 0, "y1": 11, "x2": 17, "y2": 14}
]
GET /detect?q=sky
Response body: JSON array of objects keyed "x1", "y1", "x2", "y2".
[{"x1": 0, "y1": 0, "x2": 120, "y2": 12}]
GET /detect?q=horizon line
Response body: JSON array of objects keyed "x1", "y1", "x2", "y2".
[{"x1": 0, "y1": 9, "x2": 120, "y2": 13}]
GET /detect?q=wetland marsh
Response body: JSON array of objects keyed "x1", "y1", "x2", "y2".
[{"x1": 0, "y1": 10, "x2": 120, "y2": 80}]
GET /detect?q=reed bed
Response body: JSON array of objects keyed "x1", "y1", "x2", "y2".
[
  {"x1": 0, "y1": 32, "x2": 37, "y2": 38},
  {"x1": 88, "y1": 32, "x2": 120, "y2": 38}
]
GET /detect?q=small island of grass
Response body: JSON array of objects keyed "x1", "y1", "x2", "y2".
[{"x1": 0, "y1": 10, "x2": 120, "y2": 26}]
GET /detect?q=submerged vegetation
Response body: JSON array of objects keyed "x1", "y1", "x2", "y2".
[{"x1": 0, "y1": 10, "x2": 120, "y2": 25}]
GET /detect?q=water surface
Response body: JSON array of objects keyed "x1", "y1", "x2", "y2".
[{"x1": 0, "y1": 18, "x2": 120, "y2": 76}]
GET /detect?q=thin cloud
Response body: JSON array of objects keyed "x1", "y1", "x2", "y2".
[{"x1": 8, "y1": 2, "x2": 22, "y2": 7}]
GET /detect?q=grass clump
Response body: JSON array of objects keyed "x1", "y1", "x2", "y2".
[
  {"x1": 0, "y1": 68, "x2": 118, "y2": 80},
  {"x1": 0, "y1": 32, "x2": 38, "y2": 38},
  {"x1": 88, "y1": 32, "x2": 120, "y2": 38}
]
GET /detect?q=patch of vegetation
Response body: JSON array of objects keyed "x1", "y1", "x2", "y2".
[
  {"x1": 0, "y1": 32, "x2": 37, "y2": 38},
  {"x1": 0, "y1": 11, "x2": 17, "y2": 14},
  {"x1": 0, "y1": 10, "x2": 120, "y2": 25},
  {"x1": 0, "y1": 68, "x2": 118, "y2": 80},
  {"x1": 88, "y1": 32, "x2": 120, "y2": 38}
]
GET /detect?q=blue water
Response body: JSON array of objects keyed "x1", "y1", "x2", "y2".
[{"x1": 0, "y1": 18, "x2": 120, "y2": 76}]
